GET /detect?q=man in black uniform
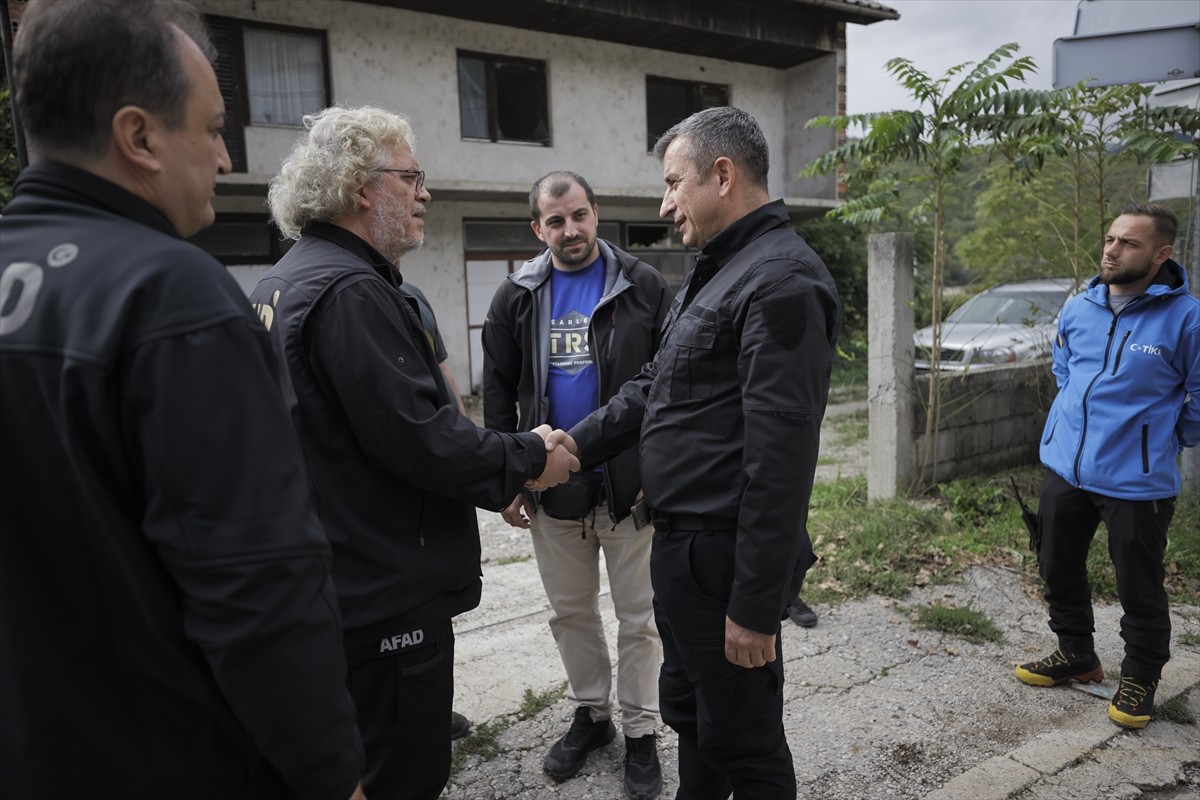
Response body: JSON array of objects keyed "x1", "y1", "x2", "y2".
[
  {"x1": 250, "y1": 104, "x2": 578, "y2": 800},
  {"x1": 0, "y1": 2, "x2": 365, "y2": 798},
  {"x1": 550, "y1": 107, "x2": 840, "y2": 798}
]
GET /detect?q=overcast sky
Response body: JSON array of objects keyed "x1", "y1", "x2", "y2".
[{"x1": 845, "y1": 0, "x2": 1083, "y2": 116}]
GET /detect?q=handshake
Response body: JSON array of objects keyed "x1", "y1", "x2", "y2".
[{"x1": 525, "y1": 426, "x2": 581, "y2": 492}]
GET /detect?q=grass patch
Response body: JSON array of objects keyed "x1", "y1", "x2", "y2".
[
  {"x1": 517, "y1": 682, "x2": 567, "y2": 720},
  {"x1": 827, "y1": 408, "x2": 869, "y2": 444},
  {"x1": 804, "y1": 466, "x2": 1200, "y2": 608},
  {"x1": 806, "y1": 476, "x2": 962, "y2": 602},
  {"x1": 494, "y1": 554, "x2": 532, "y2": 566},
  {"x1": 1179, "y1": 632, "x2": 1200, "y2": 647},
  {"x1": 449, "y1": 681, "x2": 568, "y2": 779},
  {"x1": 1155, "y1": 689, "x2": 1196, "y2": 725},
  {"x1": 448, "y1": 719, "x2": 507, "y2": 775},
  {"x1": 913, "y1": 604, "x2": 1004, "y2": 644},
  {"x1": 829, "y1": 345, "x2": 868, "y2": 402}
]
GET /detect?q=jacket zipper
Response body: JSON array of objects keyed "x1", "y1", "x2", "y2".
[
  {"x1": 1073, "y1": 313, "x2": 1119, "y2": 485},
  {"x1": 1071, "y1": 295, "x2": 1145, "y2": 486}
]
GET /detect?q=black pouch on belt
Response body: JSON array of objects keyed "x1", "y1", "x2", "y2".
[{"x1": 539, "y1": 470, "x2": 602, "y2": 520}]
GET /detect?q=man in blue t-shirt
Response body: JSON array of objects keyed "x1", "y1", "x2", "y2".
[{"x1": 482, "y1": 171, "x2": 671, "y2": 798}]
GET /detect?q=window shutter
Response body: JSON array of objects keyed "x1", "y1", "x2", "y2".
[{"x1": 205, "y1": 16, "x2": 247, "y2": 173}]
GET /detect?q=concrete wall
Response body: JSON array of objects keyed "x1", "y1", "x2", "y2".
[
  {"x1": 867, "y1": 232, "x2": 1056, "y2": 495},
  {"x1": 911, "y1": 363, "x2": 1057, "y2": 485}
]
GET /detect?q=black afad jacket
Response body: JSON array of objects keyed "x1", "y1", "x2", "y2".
[
  {"x1": 250, "y1": 223, "x2": 549, "y2": 631},
  {"x1": 0, "y1": 163, "x2": 362, "y2": 799},
  {"x1": 571, "y1": 201, "x2": 841, "y2": 635}
]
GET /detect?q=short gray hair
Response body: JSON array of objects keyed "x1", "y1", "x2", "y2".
[
  {"x1": 269, "y1": 105, "x2": 415, "y2": 239},
  {"x1": 14, "y1": 0, "x2": 213, "y2": 160},
  {"x1": 652, "y1": 106, "x2": 769, "y2": 188}
]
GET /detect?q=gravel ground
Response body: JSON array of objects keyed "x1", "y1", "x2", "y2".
[{"x1": 447, "y1": 397, "x2": 1200, "y2": 800}]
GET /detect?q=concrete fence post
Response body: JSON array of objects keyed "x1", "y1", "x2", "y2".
[{"x1": 867, "y1": 233, "x2": 915, "y2": 500}]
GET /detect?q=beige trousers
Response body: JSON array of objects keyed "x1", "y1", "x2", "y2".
[{"x1": 529, "y1": 503, "x2": 661, "y2": 737}]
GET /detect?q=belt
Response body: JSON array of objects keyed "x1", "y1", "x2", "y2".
[{"x1": 652, "y1": 511, "x2": 737, "y2": 531}]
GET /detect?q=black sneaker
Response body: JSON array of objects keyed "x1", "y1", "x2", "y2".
[
  {"x1": 1108, "y1": 675, "x2": 1158, "y2": 729},
  {"x1": 787, "y1": 598, "x2": 818, "y2": 628},
  {"x1": 1014, "y1": 648, "x2": 1104, "y2": 687},
  {"x1": 543, "y1": 706, "x2": 615, "y2": 781},
  {"x1": 450, "y1": 711, "x2": 471, "y2": 741},
  {"x1": 623, "y1": 734, "x2": 662, "y2": 800}
]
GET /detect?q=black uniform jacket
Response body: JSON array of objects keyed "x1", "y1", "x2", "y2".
[
  {"x1": 481, "y1": 240, "x2": 671, "y2": 522},
  {"x1": 0, "y1": 163, "x2": 362, "y2": 799},
  {"x1": 250, "y1": 223, "x2": 548, "y2": 631},
  {"x1": 569, "y1": 201, "x2": 840, "y2": 634}
]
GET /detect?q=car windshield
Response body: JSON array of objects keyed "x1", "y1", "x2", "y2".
[{"x1": 946, "y1": 290, "x2": 1069, "y2": 326}]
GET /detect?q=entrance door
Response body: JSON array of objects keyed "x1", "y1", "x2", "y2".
[{"x1": 465, "y1": 255, "x2": 533, "y2": 394}]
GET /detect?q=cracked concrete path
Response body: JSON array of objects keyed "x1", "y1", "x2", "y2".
[
  {"x1": 448, "y1": 401, "x2": 1199, "y2": 798},
  {"x1": 450, "y1": 555, "x2": 1200, "y2": 799}
]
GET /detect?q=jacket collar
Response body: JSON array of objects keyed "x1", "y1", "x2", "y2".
[
  {"x1": 10, "y1": 161, "x2": 181, "y2": 238},
  {"x1": 509, "y1": 238, "x2": 630, "y2": 294},
  {"x1": 301, "y1": 220, "x2": 400, "y2": 288},
  {"x1": 695, "y1": 199, "x2": 791, "y2": 272},
  {"x1": 1085, "y1": 257, "x2": 1190, "y2": 305}
]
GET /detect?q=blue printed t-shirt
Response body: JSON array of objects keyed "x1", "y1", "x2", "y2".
[{"x1": 547, "y1": 253, "x2": 605, "y2": 432}]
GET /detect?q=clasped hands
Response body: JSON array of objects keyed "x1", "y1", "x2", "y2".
[{"x1": 524, "y1": 426, "x2": 581, "y2": 492}]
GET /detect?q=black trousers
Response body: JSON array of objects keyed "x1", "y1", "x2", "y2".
[
  {"x1": 1038, "y1": 470, "x2": 1175, "y2": 680},
  {"x1": 651, "y1": 525, "x2": 795, "y2": 800},
  {"x1": 344, "y1": 618, "x2": 454, "y2": 800}
]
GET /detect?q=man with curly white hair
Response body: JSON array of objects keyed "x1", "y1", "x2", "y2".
[{"x1": 250, "y1": 105, "x2": 579, "y2": 799}]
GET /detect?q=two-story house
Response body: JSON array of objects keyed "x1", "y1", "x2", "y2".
[{"x1": 176, "y1": 0, "x2": 898, "y2": 390}]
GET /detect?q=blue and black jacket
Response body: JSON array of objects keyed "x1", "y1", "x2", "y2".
[{"x1": 1040, "y1": 258, "x2": 1200, "y2": 499}]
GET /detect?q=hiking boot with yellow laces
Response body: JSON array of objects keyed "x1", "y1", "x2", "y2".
[
  {"x1": 1014, "y1": 647, "x2": 1104, "y2": 687},
  {"x1": 1108, "y1": 675, "x2": 1158, "y2": 729}
]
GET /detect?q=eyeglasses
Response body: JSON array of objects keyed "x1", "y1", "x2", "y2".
[{"x1": 374, "y1": 168, "x2": 425, "y2": 192}]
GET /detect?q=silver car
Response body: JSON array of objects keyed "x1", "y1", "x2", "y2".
[{"x1": 914, "y1": 278, "x2": 1077, "y2": 371}]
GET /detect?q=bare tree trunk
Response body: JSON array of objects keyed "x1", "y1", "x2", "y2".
[{"x1": 920, "y1": 172, "x2": 946, "y2": 490}]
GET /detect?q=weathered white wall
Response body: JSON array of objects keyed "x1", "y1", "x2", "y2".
[
  {"x1": 193, "y1": 0, "x2": 833, "y2": 201},
  {"x1": 783, "y1": 53, "x2": 840, "y2": 200}
]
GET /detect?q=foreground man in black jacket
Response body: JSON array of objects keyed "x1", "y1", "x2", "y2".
[
  {"x1": 550, "y1": 107, "x2": 840, "y2": 799},
  {"x1": 0, "y1": 2, "x2": 365, "y2": 798},
  {"x1": 251, "y1": 105, "x2": 579, "y2": 800}
]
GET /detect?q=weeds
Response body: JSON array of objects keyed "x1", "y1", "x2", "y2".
[
  {"x1": 518, "y1": 682, "x2": 566, "y2": 720},
  {"x1": 448, "y1": 719, "x2": 507, "y2": 776},
  {"x1": 448, "y1": 682, "x2": 567, "y2": 779},
  {"x1": 805, "y1": 467, "x2": 1200, "y2": 607},
  {"x1": 827, "y1": 408, "x2": 869, "y2": 443},
  {"x1": 494, "y1": 554, "x2": 532, "y2": 566},
  {"x1": 912, "y1": 604, "x2": 1004, "y2": 644},
  {"x1": 1179, "y1": 632, "x2": 1200, "y2": 647},
  {"x1": 1155, "y1": 689, "x2": 1196, "y2": 725}
]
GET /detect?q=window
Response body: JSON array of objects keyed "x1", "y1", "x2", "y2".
[
  {"x1": 646, "y1": 76, "x2": 730, "y2": 151},
  {"x1": 243, "y1": 26, "x2": 327, "y2": 126},
  {"x1": 206, "y1": 16, "x2": 331, "y2": 171},
  {"x1": 458, "y1": 51, "x2": 550, "y2": 145}
]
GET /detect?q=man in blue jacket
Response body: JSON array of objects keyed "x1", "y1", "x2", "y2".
[{"x1": 1015, "y1": 204, "x2": 1200, "y2": 730}]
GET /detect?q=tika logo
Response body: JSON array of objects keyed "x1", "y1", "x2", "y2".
[
  {"x1": 380, "y1": 628, "x2": 425, "y2": 653},
  {"x1": 1129, "y1": 342, "x2": 1163, "y2": 357}
]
